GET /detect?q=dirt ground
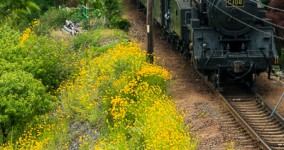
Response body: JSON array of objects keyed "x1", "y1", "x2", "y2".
[{"x1": 122, "y1": 0, "x2": 284, "y2": 149}]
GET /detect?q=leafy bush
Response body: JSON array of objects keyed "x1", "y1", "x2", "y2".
[
  {"x1": 69, "y1": 8, "x2": 82, "y2": 23},
  {"x1": 28, "y1": 0, "x2": 54, "y2": 23},
  {"x1": 32, "y1": 0, "x2": 53, "y2": 13},
  {"x1": 0, "y1": 23, "x2": 74, "y2": 91},
  {"x1": 0, "y1": 24, "x2": 20, "y2": 52},
  {"x1": 20, "y1": 36, "x2": 73, "y2": 90},
  {"x1": 0, "y1": 20, "x2": 71, "y2": 145},
  {"x1": 104, "y1": 0, "x2": 121, "y2": 21},
  {"x1": 0, "y1": 0, "x2": 40, "y2": 30},
  {"x1": 35, "y1": 8, "x2": 70, "y2": 35},
  {"x1": 0, "y1": 70, "x2": 55, "y2": 132},
  {"x1": 109, "y1": 17, "x2": 131, "y2": 31},
  {"x1": 0, "y1": 59, "x2": 20, "y2": 74}
]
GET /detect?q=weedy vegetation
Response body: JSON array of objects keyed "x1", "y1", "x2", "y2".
[
  {"x1": 0, "y1": 0, "x2": 197, "y2": 149},
  {"x1": 0, "y1": 21, "x2": 197, "y2": 149}
]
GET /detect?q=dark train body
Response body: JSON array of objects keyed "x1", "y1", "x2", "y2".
[{"x1": 137, "y1": 0, "x2": 278, "y2": 91}]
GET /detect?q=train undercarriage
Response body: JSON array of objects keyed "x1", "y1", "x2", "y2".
[{"x1": 136, "y1": 0, "x2": 277, "y2": 92}]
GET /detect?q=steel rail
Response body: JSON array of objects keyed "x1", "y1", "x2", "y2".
[
  {"x1": 195, "y1": 70, "x2": 272, "y2": 150},
  {"x1": 255, "y1": 93, "x2": 284, "y2": 126},
  {"x1": 218, "y1": 94, "x2": 271, "y2": 150}
]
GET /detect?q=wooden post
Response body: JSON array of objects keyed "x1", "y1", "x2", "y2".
[{"x1": 146, "y1": 0, "x2": 154, "y2": 63}]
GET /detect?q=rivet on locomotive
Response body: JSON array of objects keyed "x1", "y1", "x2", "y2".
[{"x1": 137, "y1": 0, "x2": 278, "y2": 92}]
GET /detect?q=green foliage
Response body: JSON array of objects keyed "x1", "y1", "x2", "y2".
[
  {"x1": 79, "y1": 0, "x2": 121, "y2": 27},
  {"x1": 0, "y1": 24, "x2": 20, "y2": 52},
  {"x1": 104, "y1": 0, "x2": 121, "y2": 21},
  {"x1": 0, "y1": 0, "x2": 40, "y2": 18},
  {"x1": 20, "y1": 36, "x2": 73, "y2": 90},
  {"x1": 69, "y1": 9, "x2": 83, "y2": 23},
  {"x1": 0, "y1": 22, "x2": 73, "y2": 143},
  {"x1": 55, "y1": 42, "x2": 195, "y2": 149},
  {"x1": 0, "y1": 0, "x2": 40, "y2": 29},
  {"x1": 29, "y1": 0, "x2": 53, "y2": 20},
  {"x1": 72, "y1": 29, "x2": 128, "y2": 50},
  {"x1": 35, "y1": 7, "x2": 84, "y2": 35},
  {"x1": 35, "y1": 8, "x2": 71, "y2": 35},
  {"x1": 0, "y1": 27, "x2": 196, "y2": 148},
  {"x1": 0, "y1": 24, "x2": 74, "y2": 91},
  {"x1": 109, "y1": 17, "x2": 131, "y2": 31},
  {"x1": 31, "y1": 0, "x2": 53, "y2": 13},
  {"x1": 0, "y1": 59, "x2": 20, "y2": 74},
  {"x1": 0, "y1": 24, "x2": 24, "y2": 63},
  {"x1": 0, "y1": 70, "x2": 55, "y2": 130}
]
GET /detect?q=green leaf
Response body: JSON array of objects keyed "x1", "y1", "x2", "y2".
[{"x1": 26, "y1": 1, "x2": 40, "y2": 11}]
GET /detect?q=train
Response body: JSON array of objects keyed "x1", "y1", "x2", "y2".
[{"x1": 137, "y1": 0, "x2": 278, "y2": 91}]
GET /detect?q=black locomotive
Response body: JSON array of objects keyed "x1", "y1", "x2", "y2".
[{"x1": 137, "y1": 0, "x2": 278, "y2": 91}]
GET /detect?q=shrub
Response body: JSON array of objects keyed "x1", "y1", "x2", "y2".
[
  {"x1": 0, "y1": 70, "x2": 55, "y2": 132},
  {"x1": 32, "y1": 0, "x2": 53, "y2": 13},
  {"x1": 104, "y1": 0, "x2": 121, "y2": 21},
  {"x1": 20, "y1": 36, "x2": 73, "y2": 90},
  {"x1": 0, "y1": 59, "x2": 20, "y2": 74},
  {"x1": 0, "y1": 21, "x2": 73, "y2": 91},
  {"x1": 69, "y1": 8, "x2": 82, "y2": 23},
  {"x1": 35, "y1": 8, "x2": 70, "y2": 35},
  {"x1": 0, "y1": 24, "x2": 20, "y2": 53},
  {"x1": 109, "y1": 17, "x2": 131, "y2": 31},
  {"x1": 0, "y1": 1, "x2": 40, "y2": 30}
]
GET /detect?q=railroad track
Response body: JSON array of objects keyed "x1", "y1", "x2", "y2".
[
  {"x1": 230, "y1": 97, "x2": 284, "y2": 150},
  {"x1": 129, "y1": 1, "x2": 284, "y2": 148},
  {"x1": 197, "y1": 71, "x2": 284, "y2": 150}
]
